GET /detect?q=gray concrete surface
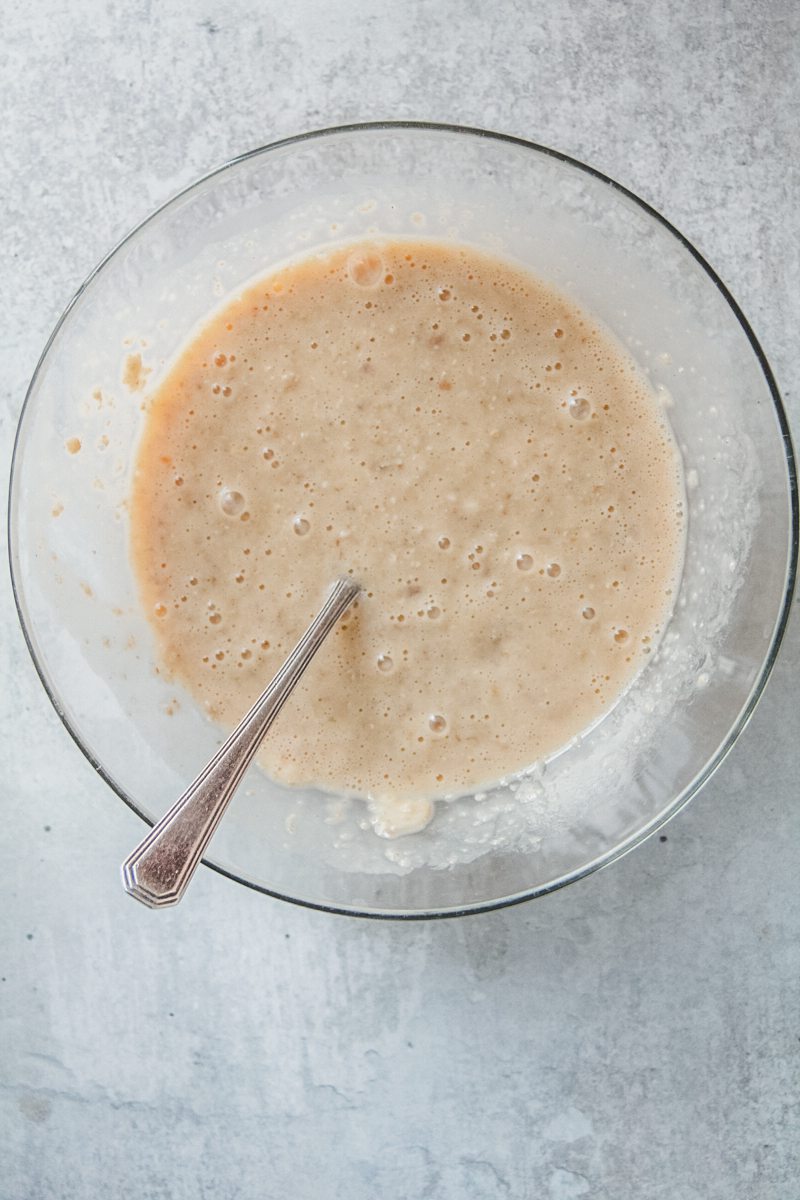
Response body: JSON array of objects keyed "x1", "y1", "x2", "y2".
[{"x1": 2, "y1": 2, "x2": 798, "y2": 1197}]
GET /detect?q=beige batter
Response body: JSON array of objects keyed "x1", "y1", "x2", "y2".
[{"x1": 131, "y1": 239, "x2": 684, "y2": 834}]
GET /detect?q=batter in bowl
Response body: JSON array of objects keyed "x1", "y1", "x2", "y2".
[{"x1": 131, "y1": 240, "x2": 684, "y2": 835}]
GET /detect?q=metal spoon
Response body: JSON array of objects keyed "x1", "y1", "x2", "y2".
[{"x1": 121, "y1": 576, "x2": 361, "y2": 909}]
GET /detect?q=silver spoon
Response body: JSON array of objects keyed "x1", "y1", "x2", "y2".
[{"x1": 121, "y1": 576, "x2": 361, "y2": 908}]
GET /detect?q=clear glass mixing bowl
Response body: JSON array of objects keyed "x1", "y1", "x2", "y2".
[{"x1": 9, "y1": 123, "x2": 797, "y2": 917}]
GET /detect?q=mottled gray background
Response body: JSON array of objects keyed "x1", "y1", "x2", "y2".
[{"x1": 2, "y1": 2, "x2": 798, "y2": 1197}]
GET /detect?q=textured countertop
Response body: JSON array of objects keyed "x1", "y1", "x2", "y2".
[{"x1": 2, "y1": 2, "x2": 798, "y2": 1197}]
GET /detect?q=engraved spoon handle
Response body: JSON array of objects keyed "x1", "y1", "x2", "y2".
[{"x1": 121, "y1": 577, "x2": 360, "y2": 909}]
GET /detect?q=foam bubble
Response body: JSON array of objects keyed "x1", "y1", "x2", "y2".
[
  {"x1": 568, "y1": 395, "x2": 592, "y2": 421},
  {"x1": 218, "y1": 487, "x2": 245, "y2": 517},
  {"x1": 347, "y1": 248, "x2": 383, "y2": 288}
]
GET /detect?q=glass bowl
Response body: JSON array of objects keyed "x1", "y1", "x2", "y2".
[{"x1": 9, "y1": 123, "x2": 797, "y2": 918}]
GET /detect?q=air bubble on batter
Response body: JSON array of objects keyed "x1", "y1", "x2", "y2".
[
  {"x1": 347, "y1": 248, "x2": 383, "y2": 288},
  {"x1": 218, "y1": 487, "x2": 245, "y2": 517},
  {"x1": 568, "y1": 395, "x2": 592, "y2": 421}
]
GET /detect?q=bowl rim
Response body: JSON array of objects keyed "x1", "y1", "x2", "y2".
[{"x1": 8, "y1": 119, "x2": 798, "y2": 919}]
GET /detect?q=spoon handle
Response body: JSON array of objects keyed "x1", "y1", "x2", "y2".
[{"x1": 121, "y1": 577, "x2": 360, "y2": 909}]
